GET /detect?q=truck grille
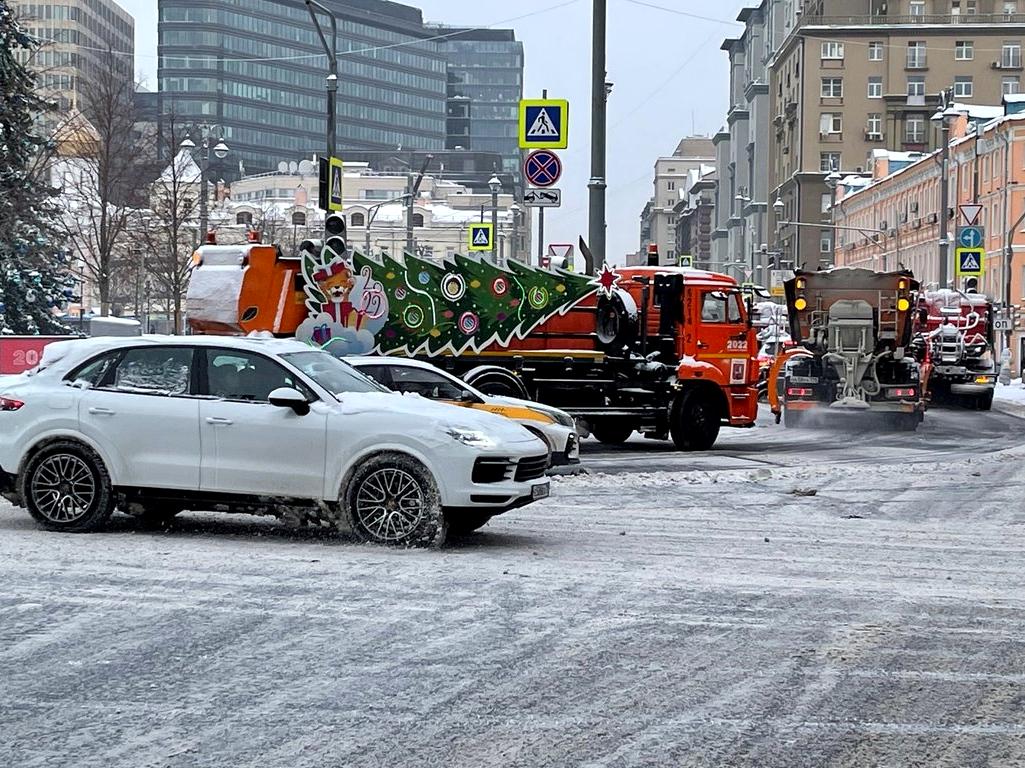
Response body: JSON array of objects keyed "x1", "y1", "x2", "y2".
[{"x1": 515, "y1": 455, "x2": 549, "y2": 482}]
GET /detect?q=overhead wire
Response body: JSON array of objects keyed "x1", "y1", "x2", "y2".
[{"x1": 23, "y1": 0, "x2": 581, "y2": 63}]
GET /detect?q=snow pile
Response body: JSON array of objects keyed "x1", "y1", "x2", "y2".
[{"x1": 995, "y1": 379, "x2": 1025, "y2": 404}]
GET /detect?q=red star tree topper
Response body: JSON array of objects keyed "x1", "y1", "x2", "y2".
[{"x1": 594, "y1": 263, "x2": 621, "y2": 297}]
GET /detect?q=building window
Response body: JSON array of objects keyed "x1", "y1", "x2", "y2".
[
  {"x1": 236, "y1": 211, "x2": 253, "y2": 225},
  {"x1": 867, "y1": 113, "x2": 882, "y2": 137},
  {"x1": 1003, "y1": 42, "x2": 1022, "y2": 68},
  {"x1": 820, "y1": 152, "x2": 841, "y2": 172},
  {"x1": 1004, "y1": 76, "x2": 1021, "y2": 94},
  {"x1": 821, "y1": 192, "x2": 832, "y2": 213},
  {"x1": 820, "y1": 230, "x2": 833, "y2": 254},
  {"x1": 907, "y1": 77, "x2": 926, "y2": 97},
  {"x1": 412, "y1": 213, "x2": 424, "y2": 227},
  {"x1": 955, "y1": 41, "x2": 974, "y2": 60},
  {"x1": 349, "y1": 212, "x2": 365, "y2": 227},
  {"x1": 821, "y1": 41, "x2": 844, "y2": 60},
  {"x1": 954, "y1": 76, "x2": 974, "y2": 98},
  {"x1": 868, "y1": 42, "x2": 884, "y2": 61},
  {"x1": 821, "y1": 77, "x2": 843, "y2": 98},
  {"x1": 905, "y1": 115, "x2": 926, "y2": 143},
  {"x1": 1005, "y1": 2, "x2": 1018, "y2": 16},
  {"x1": 868, "y1": 77, "x2": 883, "y2": 98},
  {"x1": 667, "y1": 180, "x2": 675, "y2": 190},
  {"x1": 966, "y1": 0, "x2": 977, "y2": 11},
  {"x1": 819, "y1": 112, "x2": 842, "y2": 134},
  {"x1": 906, "y1": 41, "x2": 927, "y2": 69},
  {"x1": 910, "y1": 1, "x2": 926, "y2": 15}
]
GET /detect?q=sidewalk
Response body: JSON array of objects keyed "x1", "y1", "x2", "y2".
[{"x1": 994, "y1": 380, "x2": 1025, "y2": 420}]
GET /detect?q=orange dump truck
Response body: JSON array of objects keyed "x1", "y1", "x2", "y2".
[
  {"x1": 186, "y1": 243, "x2": 762, "y2": 450},
  {"x1": 768, "y1": 267, "x2": 925, "y2": 430}
]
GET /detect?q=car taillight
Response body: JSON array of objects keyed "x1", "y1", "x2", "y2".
[
  {"x1": 786, "y1": 387, "x2": 813, "y2": 397},
  {"x1": 892, "y1": 388, "x2": 916, "y2": 398},
  {"x1": 0, "y1": 395, "x2": 25, "y2": 411}
]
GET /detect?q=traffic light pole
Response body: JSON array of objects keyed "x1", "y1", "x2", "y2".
[{"x1": 305, "y1": 0, "x2": 338, "y2": 163}]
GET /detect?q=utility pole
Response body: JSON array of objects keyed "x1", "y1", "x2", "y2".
[
  {"x1": 933, "y1": 89, "x2": 954, "y2": 288},
  {"x1": 587, "y1": 0, "x2": 607, "y2": 276},
  {"x1": 405, "y1": 154, "x2": 433, "y2": 253}
]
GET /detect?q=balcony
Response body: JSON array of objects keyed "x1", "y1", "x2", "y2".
[{"x1": 805, "y1": 13, "x2": 1025, "y2": 26}]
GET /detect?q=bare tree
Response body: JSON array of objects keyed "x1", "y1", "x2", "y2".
[
  {"x1": 58, "y1": 50, "x2": 148, "y2": 316},
  {"x1": 141, "y1": 110, "x2": 199, "y2": 334}
]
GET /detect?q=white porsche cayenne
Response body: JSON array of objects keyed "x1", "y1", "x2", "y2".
[{"x1": 0, "y1": 336, "x2": 551, "y2": 546}]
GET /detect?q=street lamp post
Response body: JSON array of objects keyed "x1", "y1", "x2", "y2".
[
  {"x1": 587, "y1": 0, "x2": 607, "y2": 276},
  {"x1": 509, "y1": 202, "x2": 521, "y2": 262},
  {"x1": 489, "y1": 173, "x2": 502, "y2": 265},
  {"x1": 931, "y1": 101, "x2": 960, "y2": 287},
  {"x1": 180, "y1": 128, "x2": 229, "y2": 241},
  {"x1": 305, "y1": 0, "x2": 338, "y2": 162}
]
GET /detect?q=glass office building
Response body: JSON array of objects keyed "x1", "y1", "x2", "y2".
[
  {"x1": 157, "y1": 0, "x2": 448, "y2": 176},
  {"x1": 434, "y1": 27, "x2": 524, "y2": 186}
]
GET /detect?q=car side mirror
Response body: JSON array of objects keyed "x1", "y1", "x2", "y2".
[
  {"x1": 268, "y1": 386, "x2": 310, "y2": 416},
  {"x1": 459, "y1": 389, "x2": 475, "y2": 402}
]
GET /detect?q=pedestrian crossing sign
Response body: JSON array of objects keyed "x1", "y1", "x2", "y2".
[
  {"x1": 468, "y1": 222, "x2": 494, "y2": 252},
  {"x1": 519, "y1": 99, "x2": 569, "y2": 149},
  {"x1": 955, "y1": 246, "x2": 985, "y2": 277}
]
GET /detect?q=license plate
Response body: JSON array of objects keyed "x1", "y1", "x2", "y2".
[{"x1": 532, "y1": 482, "x2": 550, "y2": 499}]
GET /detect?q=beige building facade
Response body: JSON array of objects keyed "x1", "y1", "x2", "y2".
[
  {"x1": 769, "y1": 0, "x2": 1025, "y2": 269},
  {"x1": 13, "y1": 0, "x2": 134, "y2": 113}
]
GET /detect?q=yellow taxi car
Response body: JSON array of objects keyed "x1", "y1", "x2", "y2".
[{"x1": 346, "y1": 357, "x2": 580, "y2": 468}]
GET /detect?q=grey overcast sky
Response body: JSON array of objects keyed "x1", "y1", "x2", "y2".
[{"x1": 119, "y1": 0, "x2": 748, "y2": 264}]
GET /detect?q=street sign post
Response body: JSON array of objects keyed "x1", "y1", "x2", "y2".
[
  {"x1": 524, "y1": 150, "x2": 562, "y2": 188},
  {"x1": 678, "y1": 254, "x2": 693, "y2": 268},
  {"x1": 954, "y1": 246, "x2": 985, "y2": 277},
  {"x1": 959, "y1": 203, "x2": 983, "y2": 226},
  {"x1": 956, "y1": 225, "x2": 984, "y2": 249},
  {"x1": 993, "y1": 311, "x2": 1013, "y2": 332},
  {"x1": 518, "y1": 99, "x2": 569, "y2": 149},
  {"x1": 523, "y1": 188, "x2": 562, "y2": 207},
  {"x1": 468, "y1": 222, "x2": 494, "y2": 252}
]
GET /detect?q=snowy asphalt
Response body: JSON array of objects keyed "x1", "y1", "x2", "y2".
[{"x1": 2, "y1": 406, "x2": 1025, "y2": 767}]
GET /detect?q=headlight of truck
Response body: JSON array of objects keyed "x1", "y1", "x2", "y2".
[{"x1": 445, "y1": 427, "x2": 497, "y2": 449}]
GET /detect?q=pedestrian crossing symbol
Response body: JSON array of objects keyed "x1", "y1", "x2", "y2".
[
  {"x1": 468, "y1": 222, "x2": 494, "y2": 252},
  {"x1": 519, "y1": 99, "x2": 569, "y2": 149},
  {"x1": 955, "y1": 246, "x2": 985, "y2": 277}
]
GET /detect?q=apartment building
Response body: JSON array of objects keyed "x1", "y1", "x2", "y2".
[
  {"x1": 637, "y1": 137, "x2": 715, "y2": 266},
  {"x1": 769, "y1": 0, "x2": 1025, "y2": 269},
  {"x1": 713, "y1": 2, "x2": 782, "y2": 280},
  {"x1": 673, "y1": 167, "x2": 717, "y2": 270},
  {"x1": 13, "y1": 0, "x2": 134, "y2": 113},
  {"x1": 833, "y1": 106, "x2": 1025, "y2": 364}
]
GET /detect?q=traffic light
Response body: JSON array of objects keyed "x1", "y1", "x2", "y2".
[
  {"x1": 324, "y1": 212, "x2": 347, "y2": 259},
  {"x1": 298, "y1": 239, "x2": 323, "y2": 258}
]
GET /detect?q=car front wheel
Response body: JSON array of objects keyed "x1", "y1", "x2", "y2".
[
  {"x1": 20, "y1": 441, "x2": 115, "y2": 533},
  {"x1": 345, "y1": 452, "x2": 446, "y2": 548}
]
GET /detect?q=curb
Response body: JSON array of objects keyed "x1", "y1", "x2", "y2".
[{"x1": 992, "y1": 398, "x2": 1025, "y2": 420}]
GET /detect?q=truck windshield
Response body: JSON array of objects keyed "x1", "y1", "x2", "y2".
[{"x1": 281, "y1": 351, "x2": 388, "y2": 395}]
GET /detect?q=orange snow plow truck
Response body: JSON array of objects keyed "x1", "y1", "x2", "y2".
[
  {"x1": 185, "y1": 242, "x2": 761, "y2": 450},
  {"x1": 767, "y1": 267, "x2": 926, "y2": 430}
]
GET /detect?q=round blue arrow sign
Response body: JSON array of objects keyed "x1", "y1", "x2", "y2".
[{"x1": 958, "y1": 226, "x2": 983, "y2": 248}]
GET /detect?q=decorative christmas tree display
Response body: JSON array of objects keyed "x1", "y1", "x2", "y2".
[
  {"x1": 0, "y1": 5, "x2": 73, "y2": 335},
  {"x1": 342, "y1": 249, "x2": 599, "y2": 356}
]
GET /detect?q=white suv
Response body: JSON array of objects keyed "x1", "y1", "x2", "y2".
[{"x1": 0, "y1": 337, "x2": 551, "y2": 546}]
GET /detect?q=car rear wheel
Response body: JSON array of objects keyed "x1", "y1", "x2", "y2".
[
  {"x1": 345, "y1": 453, "x2": 446, "y2": 548},
  {"x1": 20, "y1": 441, "x2": 115, "y2": 533}
]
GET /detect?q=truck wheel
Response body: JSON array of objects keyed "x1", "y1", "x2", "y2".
[
  {"x1": 445, "y1": 511, "x2": 494, "y2": 536},
  {"x1": 344, "y1": 452, "x2": 446, "y2": 548},
  {"x1": 463, "y1": 367, "x2": 530, "y2": 399},
  {"x1": 669, "y1": 391, "x2": 721, "y2": 451},
  {"x1": 590, "y1": 419, "x2": 635, "y2": 445},
  {"x1": 19, "y1": 441, "x2": 115, "y2": 533},
  {"x1": 976, "y1": 391, "x2": 994, "y2": 411}
]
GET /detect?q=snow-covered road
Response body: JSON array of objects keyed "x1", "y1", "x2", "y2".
[{"x1": 2, "y1": 408, "x2": 1025, "y2": 767}]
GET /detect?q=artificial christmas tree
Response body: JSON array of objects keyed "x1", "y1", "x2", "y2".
[{"x1": 0, "y1": 3, "x2": 73, "y2": 334}]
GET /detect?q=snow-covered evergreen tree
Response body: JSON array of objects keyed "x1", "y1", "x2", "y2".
[{"x1": 0, "y1": 3, "x2": 73, "y2": 335}]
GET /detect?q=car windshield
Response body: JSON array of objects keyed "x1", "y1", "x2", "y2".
[{"x1": 281, "y1": 351, "x2": 388, "y2": 395}]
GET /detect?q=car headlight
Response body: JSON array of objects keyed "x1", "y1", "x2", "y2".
[{"x1": 445, "y1": 427, "x2": 497, "y2": 449}]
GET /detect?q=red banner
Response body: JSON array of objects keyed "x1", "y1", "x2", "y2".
[{"x1": 0, "y1": 336, "x2": 75, "y2": 374}]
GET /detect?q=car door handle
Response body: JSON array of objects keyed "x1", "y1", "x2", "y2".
[
  {"x1": 205, "y1": 416, "x2": 233, "y2": 426},
  {"x1": 88, "y1": 407, "x2": 115, "y2": 416}
]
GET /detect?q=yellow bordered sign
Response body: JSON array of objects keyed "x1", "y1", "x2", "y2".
[
  {"x1": 468, "y1": 222, "x2": 494, "y2": 251},
  {"x1": 518, "y1": 99, "x2": 569, "y2": 149}
]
